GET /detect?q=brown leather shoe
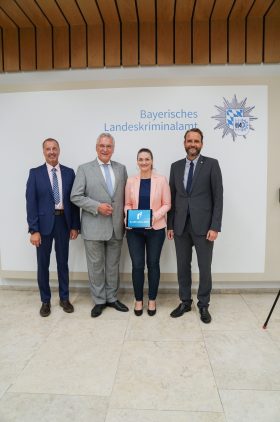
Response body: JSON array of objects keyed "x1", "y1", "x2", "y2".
[
  {"x1": 59, "y1": 299, "x2": 74, "y2": 313},
  {"x1": 40, "y1": 302, "x2": 51, "y2": 317}
]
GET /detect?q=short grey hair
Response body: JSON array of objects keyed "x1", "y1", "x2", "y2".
[{"x1": 96, "y1": 133, "x2": 115, "y2": 146}]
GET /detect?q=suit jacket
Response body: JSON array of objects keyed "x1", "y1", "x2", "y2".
[
  {"x1": 70, "y1": 159, "x2": 128, "y2": 240},
  {"x1": 124, "y1": 172, "x2": 171, "y2": 230},
  {"x1": 167, "y1": 155, "x2": 223, "y2": 236},
  {"x1": 26, "y1": 163, "x2": 80, "y2": 235}
]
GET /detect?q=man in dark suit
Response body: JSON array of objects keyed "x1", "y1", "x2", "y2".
[
  {"x1": 26, "y1": 138, "x2": 80, "y2": 317},
  {"x1": 167, "y1": 128, "x2": 223, "y2": 323}
]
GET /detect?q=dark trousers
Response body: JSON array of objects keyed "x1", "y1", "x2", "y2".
[
  {"x1": 36, "y1": 215, "x2": 70, "y2": 303},
  {"x1": 126, "y1": 228, "x2": 165, "y2": 301},
  {"x1": 174, "y1": 217, "x2": 213, "y2": 308}
]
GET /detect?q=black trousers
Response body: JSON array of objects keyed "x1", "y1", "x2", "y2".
[{"x1": 174, "y1": 217, "x2": 213, "y2": 308}]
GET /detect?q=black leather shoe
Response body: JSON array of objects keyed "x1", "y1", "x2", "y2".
[
  {"x1": 40, "y1": 302, "x2": 51, "y2": 317},
  {"x1": 199, "y1": 307, "x2": 211, "y2": 323},
  {"x1": 91, "y1": 304, "x2": 106, "y2": 318},
  {"x1": 147, "y1": 301, "x2": 156, "y2": 316},
  {"x1": 134, "y1": 301, "x2": 143, "y2": 316},
  {"x1": 170, "y1": 302, "x2": 191, "y2": 318},
  {"x1": 106, "y1": 300, "x2": 129, "y2": 312},
  {"x1": 60, "y1": 299, "x2": 74, "y2": 313}
]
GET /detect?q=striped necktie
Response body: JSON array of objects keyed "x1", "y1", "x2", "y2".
[{"x1": 51, "y1": 168, "x2": 60, "y2": 205}]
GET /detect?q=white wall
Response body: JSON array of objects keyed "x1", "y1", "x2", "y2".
[{"x1": 0, "y1": 65, "x2": 279, "y2": 288}]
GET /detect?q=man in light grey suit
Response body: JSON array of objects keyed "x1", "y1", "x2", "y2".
[
  {"x1": 71, "y1": 133, "x2": 129, "y2": 317},
  {"x1": 167, "y1": 128, "x2": 223, "y2": 323}
]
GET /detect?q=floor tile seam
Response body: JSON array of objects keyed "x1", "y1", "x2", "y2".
[
  {"x1": 219, "y1": 387, "x2": 280, "y2": 393},
  {"x1": 106, "y1": 406, "x2": 226, "y2": 414},
  {"x1": 106, "y1": 320, "x2": 130, "y2": 408},
  {"x1": 239, "y1": 293, "x2": 262, "y2": 323},
  {"x1": 1, "y1": 390, "x2": 110, "y2": 398},
  {"x1": 201, "y1": 328, "x2": 226, "y2": 416}
]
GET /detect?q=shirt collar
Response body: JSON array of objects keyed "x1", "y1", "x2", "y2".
[
  {"x1": 46, "y1": 162, "x2": 60, "y2": 172},
  {"x1": 186, "y1": 155, "x2": 200, "y2": 165},
  {"x1": 97, "y1": 158, "x2": 112, "y2": 166}
]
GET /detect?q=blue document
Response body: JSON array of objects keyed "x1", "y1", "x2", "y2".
[{"x1": 127, "y1": 209, "x2": 152, "y2": 228}]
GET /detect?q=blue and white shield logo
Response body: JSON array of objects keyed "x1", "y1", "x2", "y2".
[
  {"x1": 234, "y1": 117, "x2": 250, "y2": 136},
  {"x1": 226, "y1": 108, "x2": 243, "y2": 130}
]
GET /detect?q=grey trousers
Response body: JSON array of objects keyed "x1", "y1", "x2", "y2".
[
  {"x1": 174, "y1": 218, "x2": 214, "y2": 308},
  {"x1": 84, "y1": 234, "x2": 123, "y2": 305}
]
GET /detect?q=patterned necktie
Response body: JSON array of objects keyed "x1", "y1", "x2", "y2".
[
  {"x1": 102, "y1": 164, "x2": 114, "y2": 196},
  {"x1": 51, "y1": 168, "x2": 60, "y2": 205},
  {"x1": 186, "y1": 161, "x2": 194, "y2": 193}
]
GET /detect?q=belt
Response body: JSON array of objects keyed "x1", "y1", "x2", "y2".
[{"x1": 54, "y1": 209, "x2": 64, "y2": 215}]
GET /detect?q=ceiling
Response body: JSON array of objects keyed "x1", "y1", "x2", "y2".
[{"x1": 0, "y1": 0, "x2": 279, "y2": 73}]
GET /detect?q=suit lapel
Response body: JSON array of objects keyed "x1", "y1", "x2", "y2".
[
  {"x1": 178, "y1": 160, "x2": 187, "y2": 194},
  {"x1": 94, "y1": 159, "x2": 111, "y2": 195},
  {"x1": 111, "y1": 161, "x2": 119, "y2": 196},
  {"x1": 191, "y1": 155, "x2": 205, "y2": 191},
  {"x1": 60, "y1": 165, "x2": 66, "y2": 201},
  {"x1": 42, "y1": 163, "x2": 53, "y2": 200}
]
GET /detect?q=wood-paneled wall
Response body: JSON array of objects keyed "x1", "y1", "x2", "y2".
[{"x1": 0, "y1": 0, "x2": 279, "y2": 72}]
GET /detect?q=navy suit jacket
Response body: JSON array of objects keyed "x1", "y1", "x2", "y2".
[
  {"x1": 167, "y1": 155, "x2": 223, "y2": 236},
  {"x1": 26, "y1": 163, "x2": 80, "y2": 236}
]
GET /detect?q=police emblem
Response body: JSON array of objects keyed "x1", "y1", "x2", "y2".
[{"x1": 212, "y1": 95, "x2": 257, "y2": 141}]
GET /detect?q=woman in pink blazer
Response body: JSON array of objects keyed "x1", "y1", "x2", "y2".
[{"x1": 125, "y1": 148, "x2": 171, "y2": 316}]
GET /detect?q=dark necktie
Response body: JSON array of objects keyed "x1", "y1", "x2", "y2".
[
  {"x1": 186, "y1": 161, "x2": 194, "y2": 194},
  {"x1": 51, "y1": 168, "x2": 60, "y2": 204}
]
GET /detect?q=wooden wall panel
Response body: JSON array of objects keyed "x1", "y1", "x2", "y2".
[
  {"x1": 157, "y1": 0, "x2": 175, "y2": 65},
  {"x1": 19, "y1": 27, "x2": 36, "y2": 70},
  {"x1": 246, "y1": 0, "x2": 273, "y2": 63},
  {"x1": 0, "y1": 0, "x2": 279, "y2": 71},
  {"x1": 87, "y1": 25, "x2": 104, "y2": 67},
  {"x1": 76, "y1": 0, "x2": 104, "y2": 67},
  {"x1": 56, "y1": 0, "x2": 87, "y2": 68},
  {"x1": 137, "y1": 0, "x2": 156, "y2": 65},
  {"x1": 174, "y1": 0, "x2": 195, "y2": 64},
  {"x1": 228, "y1": 0, "x2": 254, "y2": 64},
  {"x1": 16, "y1": 0, "x2": 52, "y2": 70},
  {"x1": 36, "y1": 27, "x2": 53, "y2": 70},
  {"x1": 0, "y1": 9, "x2": 19, "y2": 72},
  {"x1": 70, "y1": 25, "x2": 87, "y2": 68},
  {"x1": 2, "y1": 27, "x2": 19, "y2": 71},
  {"x1": 264, "y1": 0, "x2": 280, "y2": 63},
  {"x1": 0, "y1": 29, "x2": 3, "y2": 72},
  {"x1": 117, "y1": 0, "x2": 138, "y2": 66},
  {"x1": 211, "y1": 0, "x2": 234, "y2": 64},
  {"x1": 97, "y1": 0, "x2": 120, "y2": 67},
  {"x1": 193, "y1": 0, "x2": 215, "y2": 64},
  {"x1": 53, "y1": 27, "x2": 70, "y2": 69}
]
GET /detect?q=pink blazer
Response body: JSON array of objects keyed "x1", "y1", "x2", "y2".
[{"x1": 125, "y1": 172, "x2": 171, "y2": 230}]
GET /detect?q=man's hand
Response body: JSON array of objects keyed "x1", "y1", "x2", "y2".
[
  {"x1": 70, "y1": 229, "x2": 79, "y2": 240},
  {"x1": 167, "y1": 229, "x2": 174, "y2": 240},
  {"x1": 30, "y1": 232, "x2": 41, "y2": 247},
  {"x1": 206, "y1": 230, "x2": 218, "y2": 241},
  {"x1": 98, "y1": 203, "x2": 113, "y2": 216}
]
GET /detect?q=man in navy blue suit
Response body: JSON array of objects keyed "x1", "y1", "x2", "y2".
[{"x1": 26, "y1": 138, "x2": 80, "y2": 317}]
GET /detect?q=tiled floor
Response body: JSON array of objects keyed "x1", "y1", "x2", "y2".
[{"x1": 0, "y1": 288, "x2": 280, "y2": 422}]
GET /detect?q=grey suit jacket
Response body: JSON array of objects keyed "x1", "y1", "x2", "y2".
[
  {"x1": 167, "y1": 155, "x2": 223, "y2": 236},
  {"x1": 71, "y1": 159, "x2": 128, "y2": 240}
]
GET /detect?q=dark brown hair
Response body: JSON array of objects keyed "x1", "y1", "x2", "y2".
[{"x1": 184, "y1": 128, "x2": 203, "y2": 142}]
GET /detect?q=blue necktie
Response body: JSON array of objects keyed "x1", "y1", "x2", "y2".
[
  {"x1": 51, "y1": 168, "x2": 60, "y2": 205},
  {"x1": 103, "y1": 164, "x2": 114, "y2": 197},
  {"x1": 186, "y1": 161, "x2": 194, "y2": 194}
]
